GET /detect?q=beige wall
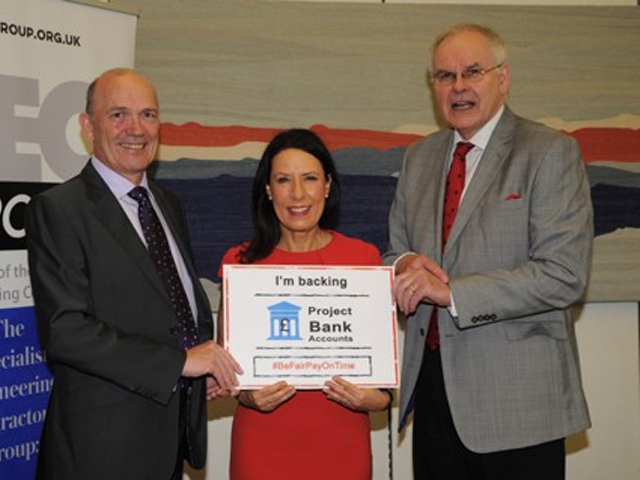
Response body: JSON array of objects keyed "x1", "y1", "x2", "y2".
[{"x1": 284, "y1": 0, "x2": 636, "y2": 4}]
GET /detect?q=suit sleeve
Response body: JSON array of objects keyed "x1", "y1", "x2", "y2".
[
  {"x1": 26, "y1": 194, "x2": 185, "y2": 405},
  {"x1": 450, "y1": 133, "x2": 593, "y2": 329},
  {"x1": 382, "y1": 143, "x2": 416, "y2": 268}
]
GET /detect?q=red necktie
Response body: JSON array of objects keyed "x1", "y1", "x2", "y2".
[{"x1": 426, "y1": 142, "x2": 474, "y2": 351}]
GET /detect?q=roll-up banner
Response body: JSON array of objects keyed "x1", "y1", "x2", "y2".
[{"x1": 1, "y1": 1, "x2": 136, "y2": 477}]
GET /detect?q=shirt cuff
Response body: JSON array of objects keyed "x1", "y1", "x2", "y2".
[
  {"x1": 448, "y1": 293, "x2": 458, "y2": 318},
  {"x1": 393, "y1": 251, "x2": 417, "y2": 274}
]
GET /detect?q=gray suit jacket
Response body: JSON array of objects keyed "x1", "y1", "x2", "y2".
[
  {"x1": 26, "y1": 162, "x2": 213, "y2": 479},
  {"x1": 384, "y1": 107, "x2": 593, "y2": 453}
]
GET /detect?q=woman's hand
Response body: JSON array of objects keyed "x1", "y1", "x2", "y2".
[
  {"x1": 237, "y1": 381, "x2": 296, "y2": 412},
  {"x1": 206, "y1": 376, "x2": 223, "y2": 401},
  {"x1": 323, "y1": 376, "x2": 392, "y2": 412},
  {"x1": 206, "y1": 376, "x2": 238, "y2": 401}
]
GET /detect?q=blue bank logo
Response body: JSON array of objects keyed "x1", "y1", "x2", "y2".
[{"x1": 267, "y1": 301, "x2": 302, "y2": 341}]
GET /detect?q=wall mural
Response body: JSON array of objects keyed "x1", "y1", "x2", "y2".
[{"x1": 132, "y1": 1, "x2": 640, "y2": 302}]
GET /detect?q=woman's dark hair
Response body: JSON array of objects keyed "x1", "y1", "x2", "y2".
[{"x1": 239, "y1": 129, "x2": 341, "y2": 264}]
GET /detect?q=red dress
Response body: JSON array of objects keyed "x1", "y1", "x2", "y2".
[{"x1": 219, "y1": 232, "x2": 382, "y2": 480}]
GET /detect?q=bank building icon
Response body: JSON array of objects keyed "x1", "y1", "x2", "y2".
[{"x1": 267, "y1": 301, "x2": 303, "y2": 340}]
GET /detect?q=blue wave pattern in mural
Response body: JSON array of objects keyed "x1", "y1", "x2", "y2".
[{"x1": 154, "y1": 150, "x2": 639, "y2": 283}]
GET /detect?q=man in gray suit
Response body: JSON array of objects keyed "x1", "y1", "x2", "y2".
[
  {"x1": 26, "y1": 68, "x2": 241, "y2": 479},
  {"x1": 384, "y1": 24, "x2": 592, "y2": 479}
]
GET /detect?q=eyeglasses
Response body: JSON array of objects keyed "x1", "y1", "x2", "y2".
[{"x1": 431, "y1": 63, "x2": 504, "y2": 86}]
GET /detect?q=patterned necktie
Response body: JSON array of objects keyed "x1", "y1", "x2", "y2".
[
  {"x1": 426, "y1": 142, "x2": 474, "y2": 351},
  {"x1": 128, "y1": 186, "x2": 199, "y2": 350}
]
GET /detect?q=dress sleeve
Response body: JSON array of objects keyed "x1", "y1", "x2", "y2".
[
  {"x1": 369, "y1": 244, "x2": 383, "y2": 266},
  {"x1": 216, "y1": 244, "x2": 244, "y2": 278}
]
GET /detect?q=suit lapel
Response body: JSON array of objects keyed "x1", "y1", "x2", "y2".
[
  {"x1": 444, "y1": 108, "x2": 516, "y2": 255},
  {"x1": 80, "y1": 163, "x2": 170, "y2": 304},
  {"x1": 413, "y1": 132, "x2": 452, "y2": 263}
]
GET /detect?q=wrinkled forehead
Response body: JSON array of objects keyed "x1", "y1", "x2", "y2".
[{"x1": 432, "y1": 31, "x2": 497, "y2": 70}]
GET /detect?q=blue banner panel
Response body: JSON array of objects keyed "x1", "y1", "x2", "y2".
[
  {"x1": 1, "y1": 182, "x2": 55, "y2": 478},
  {"x1": 0, "y1": 306, "x2": 52, "y2": 479}
]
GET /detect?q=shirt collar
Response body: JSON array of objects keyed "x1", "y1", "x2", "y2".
[
  {"x1": 453, "y1": 105, "x2": 505, "y2": 150},
  {"x1": 91, "y1": 157, "x2": 150, "y2": 200}
]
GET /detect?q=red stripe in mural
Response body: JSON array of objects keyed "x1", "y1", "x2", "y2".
[
  {"x1": 568, "y1": 128, "x2": 640, "y2": 163},
  {"x1": 159, "y1": 123, "x2": 420, "y2": 150},
  {"x1": 160, "y1": 123, "x2": 640, "y2": 163}
]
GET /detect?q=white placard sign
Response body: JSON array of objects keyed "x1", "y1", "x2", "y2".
[{"x1": 223, "y1": 265, "x2": 399, "y2": 389}]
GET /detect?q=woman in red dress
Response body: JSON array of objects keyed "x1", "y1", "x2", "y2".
[{"x1": 217, "y1": 129, "x2": 392, "y2": 480}]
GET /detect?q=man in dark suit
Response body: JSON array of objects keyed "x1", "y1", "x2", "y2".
[
  {"x1": 384, "y1": 24, "x2": 593, "y2": 479},
  {"x1": 26, "y1": 68, "x2": 241, "y2": 479}
]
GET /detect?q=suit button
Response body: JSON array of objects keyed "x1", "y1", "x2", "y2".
[
  {"x1": 169, "y1": 326, "x2": 179, "y2": 336},
  {"x1": 420, "y1": 328, "x2": 425, "y2": 336}
]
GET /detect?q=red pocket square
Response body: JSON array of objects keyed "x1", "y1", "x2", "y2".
[{"x1": 505, "y1": 193, "x2": 521, "y2": 200}]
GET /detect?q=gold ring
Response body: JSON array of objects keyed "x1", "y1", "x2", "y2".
[{"x1": 409, "y1": 283, "x2": 417, "y2": 293}]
